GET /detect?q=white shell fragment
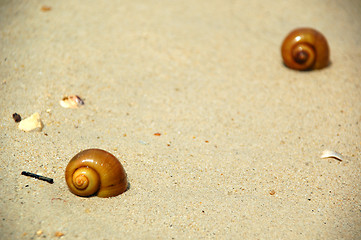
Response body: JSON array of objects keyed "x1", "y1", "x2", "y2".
[
  {"x1": 18, "y1": 112, "x2": 43, "y2": 132},
  {"x1": 59, "y1": 95, "x2": 84, "y2": 108},
  {"x1": 320, "y1": 150, "x2": 344, "y2": 161}
]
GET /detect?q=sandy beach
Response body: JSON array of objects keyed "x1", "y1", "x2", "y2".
[{"x1": 1, "y1": 0, "x2": 360, "y2": 239}]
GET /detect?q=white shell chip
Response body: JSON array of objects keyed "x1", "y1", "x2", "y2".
[
  {"x1": 59, "y1": 95, "x2": 84, "y2": 108},
  {"x1": 320, "y1": 150, "x2": 344, "y2": 161}
]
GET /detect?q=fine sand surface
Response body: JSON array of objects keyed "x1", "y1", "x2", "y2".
[{"x1": 1, "y1": 0, "x2": 360, "y2": 239}]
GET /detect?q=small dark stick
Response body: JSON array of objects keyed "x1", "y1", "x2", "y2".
[{"x1": 21, "y1": 171, "x2": 54, "y2": 184}]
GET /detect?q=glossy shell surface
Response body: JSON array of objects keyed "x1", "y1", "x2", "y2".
[
  {"x1": 65, "y1": 149, "x2": 128, "y2": 198},
  {"x1": 281, "y1": 28, "x2": 330, "y2": 70}
]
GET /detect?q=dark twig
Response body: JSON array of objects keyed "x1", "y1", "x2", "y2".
[{"x1": 21, "y1": 171, "x2": 54, "y2": 184}]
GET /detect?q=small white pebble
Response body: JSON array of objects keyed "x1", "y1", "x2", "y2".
[
  {"x1": 138, "y1": 140, "x2": 148, "y2": 145},
  {"x1": 18, "y1": 112, "x2": 43, "y2": 132}
]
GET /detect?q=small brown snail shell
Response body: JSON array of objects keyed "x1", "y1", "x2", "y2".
[
  {"x1": 65, "y1": 149, "x2": 128, "y2": 198},
  {"x1": 281, "y1": 27, "x2": 330, "y2": 70}
]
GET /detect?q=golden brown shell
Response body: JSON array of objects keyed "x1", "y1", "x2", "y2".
[
  {"x1": 65, "y1": 149, "x2": 128, "y2": 198},
  {"x1": 281, "y1": 28, "x2": 330, "y2": 70}
]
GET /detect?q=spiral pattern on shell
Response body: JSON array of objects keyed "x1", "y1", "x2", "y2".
[
  {"x1": 65, "y1": 149, "x2": 128, "y2": 198},
  {"x1": 281, "y1": 28, "x2": 330, "y2": 71}
]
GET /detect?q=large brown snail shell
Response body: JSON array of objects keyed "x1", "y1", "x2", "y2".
[
  {"x1": 65, "y1": 149, "x2": 128, "y2": 198},
  {"x1": 281, "y1": 28, "x2": 330, "y2": 70}
]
